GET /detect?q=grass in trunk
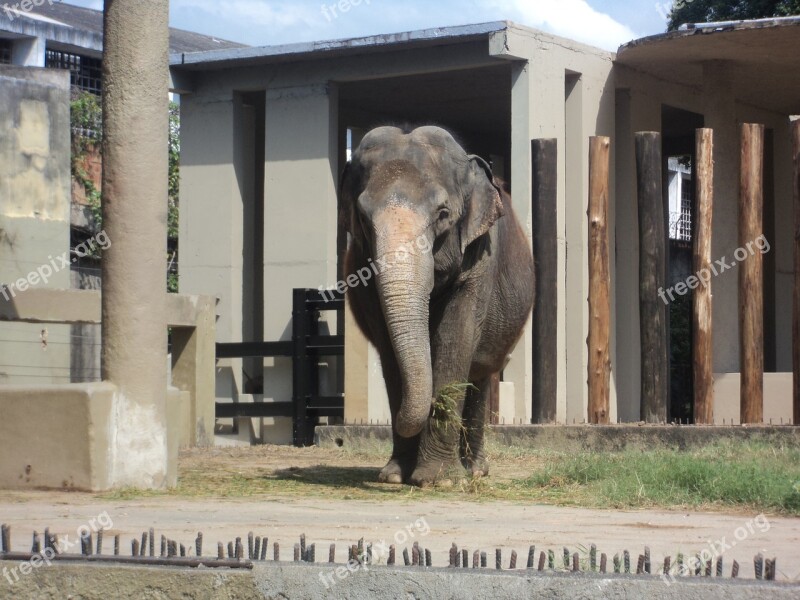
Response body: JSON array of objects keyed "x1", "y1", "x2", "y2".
[{"x1": 430, "y1": 382, "x2": 476, "y2": 435}]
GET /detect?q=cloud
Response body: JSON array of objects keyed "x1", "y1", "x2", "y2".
[
  {"x1": 167, "y1": 0, "x2": 639, "y2": 51},
  {"x1": 491, "y1": 0, "x2": 639, "y2": 50},
  {"x1": 172, "y1": 0, "x2": 320, "y2": 32}
]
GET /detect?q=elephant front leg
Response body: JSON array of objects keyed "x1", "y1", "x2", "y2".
[
  {"x1": 409, "y1": 407, "x2": 467, "y2": 487},
  {"x1": 461, "y1": 376, "x2": 491, "y2": 477},
  {"x1": 376, "y1": 345, "x2": 419, "y2": 484},
  {"x1": 407, "y1": 296, "x2": 478, "y2": 488}
]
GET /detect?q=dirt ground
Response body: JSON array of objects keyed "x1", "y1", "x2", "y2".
[{"x1": 1, "y1": 444, "x2": 799, "y2": 581}]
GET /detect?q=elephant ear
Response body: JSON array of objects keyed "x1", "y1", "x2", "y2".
[
  {"x1": 459, "y1": 155, "x2": 505, "y2": 253},
  {"x1": 338, "y1": 161, "x2": 357, "y2": 236}
]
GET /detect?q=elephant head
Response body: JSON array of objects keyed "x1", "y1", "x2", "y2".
[{"x1": 340, "y1": 126, "x2": 504, "y2": 438}]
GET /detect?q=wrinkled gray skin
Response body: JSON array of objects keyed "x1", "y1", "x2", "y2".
[{"x1": 340, "y1": 125, "x2": 534, "y2": 487}]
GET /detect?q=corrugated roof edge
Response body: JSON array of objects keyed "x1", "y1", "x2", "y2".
[
  {"x1": 618, "y1": 15, "x2": 800, "y2": 54},
  {"x1": 169, "y1": 21, "x2": 511, "y2": 68}
]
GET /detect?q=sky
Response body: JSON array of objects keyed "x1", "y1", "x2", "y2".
[{"x1": 62, "y1": 0, "x2": 674, "y2": 51}]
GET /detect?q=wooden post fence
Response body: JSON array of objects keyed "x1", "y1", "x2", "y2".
[
  {"x1": 739, "y1": 123, "x2": 765, "y2": 424},
  {"x1": 587, "y1": 136, "x2": 611, "y2": 425},
  {"x1": 792, "y1": 120, "x2": 800, "y2": 425},
  {"x1": 532, "y1": 138, "x2": 558, "y2": 423},
  {"x1": 636, "y1": 132, "x2": 668, "y2": 423},
  {"x1": 693, "y1": 128, "x2": 714, "y2": 424}
]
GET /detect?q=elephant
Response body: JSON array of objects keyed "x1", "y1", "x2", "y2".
[{"x1": 339, "y1": 125, "x2": 534, "y2": 487}]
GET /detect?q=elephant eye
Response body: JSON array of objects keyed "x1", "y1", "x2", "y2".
[{"x1": 437, "y1": 207, "x2": 450, "y2": 221}]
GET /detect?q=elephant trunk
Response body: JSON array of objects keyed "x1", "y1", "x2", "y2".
[{"x1": 373, "y1": 211, "x2": 434, "y2": 438}]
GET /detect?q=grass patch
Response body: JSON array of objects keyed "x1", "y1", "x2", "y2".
[
  {"x1": 511, "y1": 439, "x2": 800, "y2": 514},
  {"x1": 97, "y1": 437, "x2": 800, "y2": 515}
]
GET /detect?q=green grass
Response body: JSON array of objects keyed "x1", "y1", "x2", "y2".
[
  {"x1": 505, "y1": 440, "x2": 800, "y2": 514},
  {"x1": 99, "y1": 438, "x2": 800, "y2": 515}
]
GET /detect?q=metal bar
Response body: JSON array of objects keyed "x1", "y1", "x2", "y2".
[
  {"x1": 292, "y1": 288, "x2": 310, "y2": 447},
  {"x1": 304, "y1": 289, "x2": 345, "y2": 310},
  {"x1": 306, "y1": 408, "x2": 344, "y2": 418},
  {"x1": 216, "y1": 341, "x2": 293, "y2": 359},
  {"x1": 215, "y1": 402, "x2": 294, "y2": 418},
  {"x1": 0, "y1": 551, "x2": 253, "y2": 569},
  {"x1": 306, "y1": 335, "x2": 344, "y2": 349},
  {"x1": 306, "y1": 396, "x2": 345, "y2": 409}
]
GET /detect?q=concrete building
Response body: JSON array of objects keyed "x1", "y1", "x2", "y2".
[
  {"x1": 0, "y1": 1, "x2": 245, "y2": 386},
  {"x1": 0, "y1": 2, "x2": 221, "y2": 490},
  {"x1": 171, "y1": 17, "x2": 800, "y2": 440}
]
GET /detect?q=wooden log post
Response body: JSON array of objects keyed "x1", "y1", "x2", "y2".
[
  {"x1": 793, "y1": 120, "x2": 800, "y2": 426},
  {"x1": 488, "y1": 372, "x2": 500, "y2": 425},
  {"x1": 693, "y1": 129, "x2": 715, "y2": 424},
  {"x1": 532, "y1": 139, "x2": 558, "y2": 423},
  {"x1": 635, "y1": 132, "x2": 668, "y2": 423},
  {"x1": 739, "y1": 123, "x2": 765, "y2": 424},
  {"x1": 587, "y1": 136, "x2": 611, "y2": 425},
  {"x1": 739, "y1": 124, "x2": 766, "y2": 424}
]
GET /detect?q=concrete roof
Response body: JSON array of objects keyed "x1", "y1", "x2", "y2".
[
  {"x1": 170, "y1": 22, "x2": 510, "y2": 69},
  {"x1": 617, "y1": 17, "x2": 800, "y2": 115},
  {"x1": 0, "y1": 1, "x2": 247, "y2": 54}
]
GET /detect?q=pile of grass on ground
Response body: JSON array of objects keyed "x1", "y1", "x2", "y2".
[{"x1": 102, "y1": 438, "x2": 800, "y2": 515}]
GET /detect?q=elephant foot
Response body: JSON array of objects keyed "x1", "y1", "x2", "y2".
[
  {"x1": 469, "y1": 460, "x2": 489, "y2": 479},
  {"x1": 462, "y1": 454, "x2": 489, "y2": 478},
  {"x1": 408, "y1": 460, "x2": 466, "y2": 488},
  {"x1": 378, "y1": 457, "x2": 413, "y2": 484}
]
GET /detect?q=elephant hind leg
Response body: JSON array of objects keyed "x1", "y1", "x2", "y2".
[{"x1": 460, "y1": 376, "x2": 491, "y2": 477}]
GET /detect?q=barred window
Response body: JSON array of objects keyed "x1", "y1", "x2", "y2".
[
  {"x1": 679, "y1": 175, "x2": 692, "y2": 241},
  {"x1": 0, "y1": 39, "x2": 12, "y2": 65},
  {"x1": 45, "y1": 48, "x2": 102, "y2": 95}
]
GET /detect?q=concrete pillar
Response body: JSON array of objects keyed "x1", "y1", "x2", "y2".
[
  {"x1": 101, "y1": 0, "x2": 169, "y2": 488},
  {"x1": 771, "y1": 120, "x2": 794, "y2": 371},
  {"x1": 342, "y1": 127, "x2": 390, "y2": 424},
  {"x1": 703, "y1": 62, "x2": 739, "y2": 373},
  {"x1": 262, "y1": 82, "x2": 340, "y2": 438},
  {"x1": 179, "y1": 94, "x2": 244, "y2": 404},
  {"x1": 11, "y1": 36, "x2": 45, "y2": 67},
  {"x1": 613, "y1": 85, "x2": 661, "y2": 421},
  {"x1": 507, "y1": 60, "x2": 537, "y2": 423}
]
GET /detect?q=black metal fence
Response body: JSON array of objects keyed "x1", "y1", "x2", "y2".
[{"x1": 215, "y1": 288, "x2": 344, "y2": 446}]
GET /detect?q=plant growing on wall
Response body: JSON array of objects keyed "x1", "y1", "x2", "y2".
[{"x1": 69, "y1": 93, "x2": 181, "y2": 292}]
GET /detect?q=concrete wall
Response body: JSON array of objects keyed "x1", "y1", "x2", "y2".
[
  {"x1": 492, "y1": 26, "x2": 616, "y2": 424},
  {"x1": 180, "y1": 63, "x2": 341, "y2": 442},
  {"x1": 713, "y1": 373, "x2": 793, "y2": 425},
  {"x1": 0, "y1": 382, "x2": 183, "y2": 490},
  {"x1": 0, "y1": 66, "x2": 71, "y2": 386},
  {"x1": 614, "y1": 64, "x2": 795, "y2": 422}
]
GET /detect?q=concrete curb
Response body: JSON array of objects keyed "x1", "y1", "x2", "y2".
[
  {"x1": 316, "y1": 424, "x2": 800, "y2": 452},
  {"x1": 2, "y1": 560, "x2": 799, "y2": 599}
]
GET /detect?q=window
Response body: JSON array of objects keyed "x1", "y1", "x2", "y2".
[
  {"x1": 0, "y1": 39, "x2": 12, "y2": 65},
  {"x1": 679, "y1": 173, "x2": 692, "y2": 242},
  {"x1": 45, "y1": 49, "x2": 102, "y2": 95}
]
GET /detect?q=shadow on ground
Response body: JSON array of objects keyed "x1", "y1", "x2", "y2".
[{"x1": 272, "y1": 466, "x2": 385, "y2": 490}]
